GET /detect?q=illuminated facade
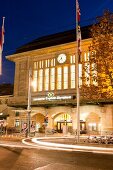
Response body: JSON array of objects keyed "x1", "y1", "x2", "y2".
[{"x1": 4, "y1": 27, "x2": 113, "y2": 134}]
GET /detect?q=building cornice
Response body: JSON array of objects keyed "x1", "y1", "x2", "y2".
[{"x1": 6, "y1": 38, "x2": 92, "y2": 62}]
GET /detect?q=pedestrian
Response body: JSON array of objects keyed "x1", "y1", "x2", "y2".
[{"x1": 25, "y1": 127, "x2": 28, "y2": 138}]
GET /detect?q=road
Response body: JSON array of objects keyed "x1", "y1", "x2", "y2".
[{"x1": 0, "y1": 146, "x2": 113, "y2": 170}]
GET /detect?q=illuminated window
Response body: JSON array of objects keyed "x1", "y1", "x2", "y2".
[
  {"x1": 39, "y1": 61, "x2": 41, "y2": 68},
  {"x1": 70, "y1": 56, "x2": 73, "y2": 64},
  {"x1": 50, "y1": 68, "x2": 55, "y2": 90},
  {"x1": 45, "y1": 59, "x2": 50, "y2": 67},
  {"x1": 42, "y1": 61, "x2": 44, "y2": 68},
  {"x1": 51, "y1": 59, "x2": 53, "y2": 67},
  {"x1": 51, "y1": 58, "x2": 56, "y2": 67},
  {"x1": 88, "y1": 123, "x2": 97, "y2": 131},
  {"x1": 45, "y1": 60, "x2": 47, "y2": 67},
  {"x1": 48, "y1": 60, "x2": 50, "y2": 67},
  {"x1": 38, "y1": 69, "x2": 43, "y2": 91},
  {"x1": 71, "y1": 65, "x2": 75, "y2": 88},
  {"x1": 15, "y1": 119, "x2": 20, "y2": 127},
  {"x1": 70, "y1": 55, "x2": 75, "y2": 64},
  {"x1": 63, "y1": 66, "x2": 68, "y2": 89},
  {"x1": 53, "y1": 58, "x2": 55, "y2": 66},
  {"x1": 44, "y1": 68, "x2": 49, "y2": 91},
  {"x1": 84, "y1": 52, "x2": 89, "y2": 62},
  {"x1": 87, "y1": 52, "x2": 90, "y2": 61},
  {"x1": 57, "y1": 67, "x2": 62, "y2": 89},
  {"x1": 32, "y1": 70, "x2": 38, "y2": 92},
  {"x1": 34, "y1": 62, "x2": 38, "y2": 69},
  {"x1": 54, "y1": 113, "x2": 71, "y2": 122},
  {"x1": 34, "y1": 62, "x2": 36, "y2": 69}
]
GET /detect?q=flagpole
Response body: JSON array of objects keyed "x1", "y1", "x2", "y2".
[
  {"x1": 2, "y1": 17, "x2": 5, "y2": 36},
  {"x1": 76, "y1": 0, "x2": 80, "y2": 143},
  {"x1": 1, "y1": 17, "x2": 5, "y2": 51},
  {"x1": 27, "y1": 65, "x2": 32, "y2": 137},
  {"x1": 0, "y1": 17, "x2": 5, "y2": 75}
]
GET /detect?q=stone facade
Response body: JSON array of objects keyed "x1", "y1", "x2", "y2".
[{"x1": 0, "y1": 31, "x2": 112, "y2": 135}]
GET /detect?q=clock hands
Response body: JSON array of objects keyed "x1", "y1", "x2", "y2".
[
  {"x1": 57, "y1": 54, "x2": 66, "y2": 63},
  {"x1": 59, "y1": 56, "x2": 63, "y2": 61}
]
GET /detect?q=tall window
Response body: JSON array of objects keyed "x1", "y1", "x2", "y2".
[
  {"x1": 57, "y1": 67, "x2": 62, "y2": 90},
  {"x1": 34, "y1": 62, "x2": 38, "y2": 69},
  {"x1": 84, "y1": 52, "x2": 90, "y2": 62},
  {"x1": 71, "y1": 65, "x2": 75, "y2": 88},
  {"x1": 39, "y1": 61, "x2": 43, "y2": 68},
  {"x1": 44, "y1": 68, "x2": 49, "y2": 91},
  {"x1": 63, "y1": 66, "x2": 68, "y2": 89},
  {"x1": 45, "y1": 59, "x2": 50, "y2": 67},
  {"x1": 33, "y1": 70, "x2": 38, "y2": 92},
  {"x1": 51, "y1": 59, "x2": 55, "y2": 67},
  {"x1": 70, "y1": 55, "x2": 75, "y2": 64},
  {"x1": 50, "y1": 68, "x2": 55, "y2": 90},
  {"x1": 38, "y1": 69, "x2": 43, "y2": 91}
]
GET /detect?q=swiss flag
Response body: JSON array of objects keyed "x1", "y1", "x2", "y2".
[{"x1": 76, "y1": 0, "x2": 81, "y2": 22}]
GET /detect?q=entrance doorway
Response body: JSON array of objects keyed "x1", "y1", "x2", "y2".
[
  {"x1": 86, "y1": 112, "x2": 100, "y2": 134},
  {"x1": 57, "y1": 121, "x2": 72, "y2": 133},
  {"x1": 80, "y1": 121, "x2": 86, "y2": 134},
  {"x1": 54, "y1": 113, "x2": 72, "y2": 133}
]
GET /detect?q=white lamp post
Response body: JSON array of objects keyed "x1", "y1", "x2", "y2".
[{"x1": 27, "y1": 67, "x2": 32, "y2": 137}]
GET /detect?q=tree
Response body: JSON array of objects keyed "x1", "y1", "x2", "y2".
[{"x1": 88, "y1": 10, "x2": 113, "y2": 99}]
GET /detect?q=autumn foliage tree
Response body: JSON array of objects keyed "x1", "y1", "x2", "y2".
[{"x1": 88, "y1": 10, "x2": 113, "y2": 100}]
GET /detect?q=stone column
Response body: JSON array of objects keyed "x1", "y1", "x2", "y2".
[
  {"x1": 71, "y1": 108, "x2": 77, "y2": 131},
  {"x1": 47, "y1": 115, "x2": 53, "y2": 129},
  {"x1": 101, "y1": 105, "x2": 113, "y2": 134}
]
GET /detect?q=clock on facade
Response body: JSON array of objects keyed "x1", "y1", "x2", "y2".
[{"x1": 57, "y1": 54, "x2": 67, "y2": 63}]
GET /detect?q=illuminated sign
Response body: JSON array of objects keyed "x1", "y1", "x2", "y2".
[
  {"x1": 33, "y1": 95, "x2": 72, "y2": 101},
  {"x1": 47, "y1": 92, "x2": 54, "y2": 98}
]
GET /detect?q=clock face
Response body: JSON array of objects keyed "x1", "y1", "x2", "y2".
[{"x1": 57, "y1": 54, "x2": 66, "y2": 63}]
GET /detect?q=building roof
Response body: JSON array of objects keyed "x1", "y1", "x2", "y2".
[{"x1": 16, "y1": 25, "x2": 91, "y2": 54}]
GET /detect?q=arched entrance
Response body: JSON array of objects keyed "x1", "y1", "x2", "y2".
[
  {"x1": 53, "y1": 113, "x2": 72, "y2": 133},
  {"x1": 31, "y1": 113, "x2": 45, "y2": 132},
  {"x1": 86, "y1": 112, "x2": 100, "y2": 134}
]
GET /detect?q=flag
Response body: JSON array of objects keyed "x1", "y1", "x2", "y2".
[
  {"x1": 77, "y1": 25, "x2": 81, "y2": 62},
  {"x1": 76, "y1": 0, "x2": 81, "y2": 62},
  {"x1": 76, "y1": 0, "x2": 81, "y2": 22},
  {"x1": 0, "y1": 17, "x2": 5, "y2": 75}
]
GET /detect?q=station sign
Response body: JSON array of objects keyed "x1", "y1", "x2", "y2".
[{"x1": 32, "y1": 93, "x2": 72, "y2": 101}]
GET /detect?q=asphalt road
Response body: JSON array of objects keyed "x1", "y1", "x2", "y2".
[{"x1": 0, "y1": 146, "x2": 113, "y2": 170}]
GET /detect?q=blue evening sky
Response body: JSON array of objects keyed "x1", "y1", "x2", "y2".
[{"x1": 0, "y1": 0, "x2": 113, "y2": 84}]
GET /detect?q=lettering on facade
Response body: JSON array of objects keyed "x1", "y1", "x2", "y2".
[{"x1": 33, "y1": 95, "x2": 72, "y2": 101}]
